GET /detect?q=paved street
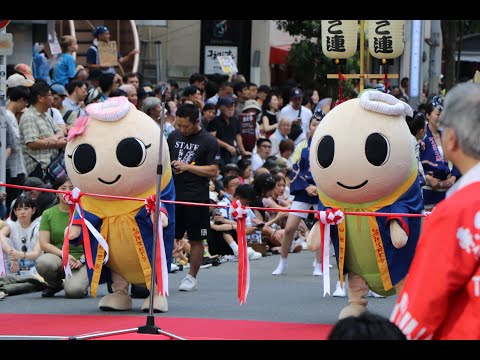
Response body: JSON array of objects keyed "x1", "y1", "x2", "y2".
[{"x1": 0, "y1": 248, "x2": 397, "y2": 327}]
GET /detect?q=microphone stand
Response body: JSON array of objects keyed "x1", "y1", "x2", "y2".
[{"x1": 134, "y1": 84, "x2": 184, "y2": 339}]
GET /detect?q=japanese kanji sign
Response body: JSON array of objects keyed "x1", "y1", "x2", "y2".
[
  {"x1": 368, "y1": 20, "x2": 405, "y2": 59},
  {"x1": 321, "y1": 20, "x2": 358, "y2": 59}
]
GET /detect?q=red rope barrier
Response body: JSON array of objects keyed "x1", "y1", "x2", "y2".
[{"x1": 0, "y1": 183, "x2": 428, "y2": 218}]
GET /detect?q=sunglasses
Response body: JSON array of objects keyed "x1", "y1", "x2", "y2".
[{"x1": 21, "y1": 237, "x2": 27, "y2": 252}]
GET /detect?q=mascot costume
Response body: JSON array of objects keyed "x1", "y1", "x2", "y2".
[
  {"x1": 308, "y1": 91, "x2": 423, "y2": 319},
  {"x1": 66, "y1": 96, "x2": 175, "y2": 312}
]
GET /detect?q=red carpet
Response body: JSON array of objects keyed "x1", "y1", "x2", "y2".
[{"x1": 0, "y1": 314, "x2": 333, "y2": 340}]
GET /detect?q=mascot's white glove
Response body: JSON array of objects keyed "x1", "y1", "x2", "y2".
[{"x1": 390, "y1": 221, "x2": 408, "y2": 249}]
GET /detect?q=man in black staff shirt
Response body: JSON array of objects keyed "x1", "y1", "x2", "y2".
[{"x1": 168, "y1": 103, "x2": 220, "y2": 291}]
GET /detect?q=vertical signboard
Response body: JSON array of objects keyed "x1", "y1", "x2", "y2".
[{"x1": 200, "y1": 20, "x2": 251, "y2": 79}]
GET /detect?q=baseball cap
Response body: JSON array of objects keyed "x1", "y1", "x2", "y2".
[
  {"x1": 51, "y1": 84, "x2": 68, "y2": 97},
  {"x1": 217, "y1": 96, "x2": 235, "y2": 107},
  {"x1": 290, "y1": 87, "x2": 304, "y2": 98},
  {"x1": 24, "y1": 177, "x2": 45, "y2": 188},
  {"x1": 242, "y1": 99, "x2": 262, "y2": 113},
  {"x1": 14, "y1": 63, "x2": 35, "y2": 81},
  {"x1": 93, "y1": 25, "x2": 109, "y2": 38},
  {"x1": 6, "y1": 73, "x2": 34, "y2": 88}
]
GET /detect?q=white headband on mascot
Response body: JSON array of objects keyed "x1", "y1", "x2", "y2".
[
  {"x1": 359, "y1": 90, "x2": 413, "y2": 118},
  {"x1": 86, "y1": 96, "x2": 133, "y2": 121}
]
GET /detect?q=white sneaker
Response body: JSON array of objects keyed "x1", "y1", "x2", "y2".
[
  {"x1": 332, "y1": 281, "x2": 347, "y2": 297},
  {"x1": 312, "y1": 258, "x2": 323, "y2": 275},
  {"x1": 314, "y1": 258, "x2": 334, "y2": 269},
  {"x1": 313, "y1": 265, "x2": 323, "y2": 276},
  {"x1": 178, "y1": 274, "x2": 198, "y2": 291},
  {"x1": 247, "y1": 247, "x2": 262, "y2": 260},
  {"x1": 170, "y1": 263, "x2": 180, "y2": 272},
  {"x1": 368, "y1": 290, "x2": 385, "y2": 298},
  {"x1": 223, "y1": 255, "x2": 238, "y2": 262}
]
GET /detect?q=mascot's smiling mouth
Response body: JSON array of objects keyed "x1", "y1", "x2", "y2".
[
  {"x1": 98, "y1": 175, "x2": 121, "y2": 185},
  {"x1": 337, "y1": 180, "x2": 368, "y2": 190}
]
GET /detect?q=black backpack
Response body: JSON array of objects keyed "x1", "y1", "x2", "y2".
[{"x1": 288, "y1": 107, "x2": 303, "y2": 141}]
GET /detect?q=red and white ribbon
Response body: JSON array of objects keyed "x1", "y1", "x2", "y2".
[
  {"x1": 229, "y1": 200, "x2": 249, "y2": 305},
  {"x1": 145, "y1": 195, "x2": 169, "y2": 297},
  {"x1": 62, "y1": 187, "x2": 109, "y2": 278},
  {"x1": 315, "y1": 208, "x2": 345, "y2": 296}
]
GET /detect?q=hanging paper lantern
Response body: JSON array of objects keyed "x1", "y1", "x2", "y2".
[
  {"x1": 368, "y1": 20, "x2": 405, "y2": 60},
  {"x1": 321, "y1": 20, "x2": 358, "y2": 59}
]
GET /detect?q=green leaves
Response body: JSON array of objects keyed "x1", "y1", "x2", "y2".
[{"x1": 275, "y1": 20, "x2": 360, "y2": 95}]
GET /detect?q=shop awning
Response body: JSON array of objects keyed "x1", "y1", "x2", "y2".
[
  {"x1": 270, "y1": 44, "x2": 291, "y2": 65},
  {"x1": 455, "y1": 51, "x2": 480, "y2": 62}
]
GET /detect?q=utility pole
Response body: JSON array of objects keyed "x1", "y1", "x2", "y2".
[
  {"x1": 428, "y1": 20, "x2": 442, "y2": 97},
  {"x1": 409, "y1": 20, "x2": 424, "y2": 108},
  {"x1": 0, "y1": 22, "x2": 12, "y2": 198}
]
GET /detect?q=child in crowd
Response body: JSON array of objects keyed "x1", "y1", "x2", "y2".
[
  {"x1": 52, "y1": 35, "x2": 78, "y2": 86},
  {"x1": 1, "y1": 195, "x2": 42, "y2": 275}
]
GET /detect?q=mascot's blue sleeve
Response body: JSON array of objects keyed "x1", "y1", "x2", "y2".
[
  {"x1": 376, "y1": 180, "x2": 423, "y2": 285},
  {"x1": 136, "y1": 175, "x2": 176, "y2": 272},
  {"x1": 158, "y1": 176, "x2": 176, "y2": 271}
]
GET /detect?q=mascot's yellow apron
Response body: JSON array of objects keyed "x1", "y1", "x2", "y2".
[{"x1": 82, "y1": 174, "x2": 170, "y2": 297}]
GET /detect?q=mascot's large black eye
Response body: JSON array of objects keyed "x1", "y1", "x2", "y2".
[
  {"x1": 116, "y1": 137, "x2": 149, "y2": 167},
  {"x1": 71, "y1": 144, "x2": 96, "y2": 174},
  {"x1": 365, "y1": 133, "x2": 390, "y2": 166},
  {"x1": 316, "y1": 135, "x2": 335, "y2": 168}
]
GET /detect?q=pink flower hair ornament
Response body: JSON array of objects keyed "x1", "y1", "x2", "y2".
[{"x1": 67, "y1": 115, "x2": 89, "y2": 141}]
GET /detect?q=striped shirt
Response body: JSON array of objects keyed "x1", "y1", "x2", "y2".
[{"x1": 19, "y1": 106, "x2": 60, "y2": 174}]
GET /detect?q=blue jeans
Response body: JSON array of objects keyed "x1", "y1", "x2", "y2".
[{"x1": 4, "y1": 257, "x2": 36, "y2": 275}]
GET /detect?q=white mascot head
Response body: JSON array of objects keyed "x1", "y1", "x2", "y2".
[
  {"x1": 310, "y1": 91, "x2": 415, "y2": 205},
  {"x1": 65, "y1": 96, "x2": 168, "y2": 197}
]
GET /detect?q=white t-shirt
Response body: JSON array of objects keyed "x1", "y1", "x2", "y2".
[
  {"x1": 4, "y1": 217, "x2": 41, "y2": 253},
  {"x1": 49, "y1": 107, "x2": 66, "y2": 126},
  {"x1": 279, "y1": 104, "x2": 312, "y2": 146},
  {"x1": 251, "y1": 152, "x2": 266, "y2": 172}
]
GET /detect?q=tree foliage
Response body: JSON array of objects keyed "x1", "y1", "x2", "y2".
[
  {"x1": 439, "y1": 20, "x2": 480, "y2": 92},
  {"x1": 276, "y1": 20, "x2": 360, "y2": 98}
]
